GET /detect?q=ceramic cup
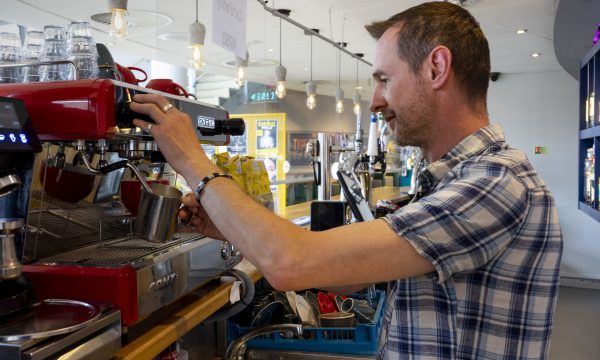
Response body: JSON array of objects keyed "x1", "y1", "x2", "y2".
[
  {"x1": 146, "y1": 78, "x2": 193, "y2": 98},
  {"x1": 340, "y1": 297, "x2": 376, "y2": 324},
  {"x1": 318, "y1": 311, "x2": 355, "y2": 328}
]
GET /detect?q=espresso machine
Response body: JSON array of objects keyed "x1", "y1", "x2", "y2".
[{"x1": 0, "y1": 60, "x2": 245, "y2": 358}]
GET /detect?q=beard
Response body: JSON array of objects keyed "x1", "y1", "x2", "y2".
[{"x1": 389, "y1": 80, "x2": 434, "y2": 148}]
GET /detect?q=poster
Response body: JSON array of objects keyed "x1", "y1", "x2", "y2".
[
  {"x1": 287, "y1": 131, "x2": 317, "y2": 166},
  {"x1": 256, "y1": 119, "x2": 278, "y2": 153},
  {"x1": 227, "y1": 125, "x2": 248, "y2": 155},
  {"x1": 232, "y1": 113, "x2": 287, "y2": 214}
]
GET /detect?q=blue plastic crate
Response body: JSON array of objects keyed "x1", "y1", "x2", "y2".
[{"x1": 227, "y1": 290, "x2": 386, "y2": 356}]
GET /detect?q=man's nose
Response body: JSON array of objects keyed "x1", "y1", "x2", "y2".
[{"x1": 369, "y1": 87, "x2": 386, "y2": 114}]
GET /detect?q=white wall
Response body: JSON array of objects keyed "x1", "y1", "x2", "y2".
[
  {"x1": 487, "y1": 70, "x2": 600, "y2": 280},
  {"x1": 487, "y1": 70, "x2": 600, "y2": 359}
]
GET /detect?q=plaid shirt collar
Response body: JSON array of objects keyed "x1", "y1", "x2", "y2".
[{"x1": 418, "y1": 123, "x2": 505, "y2": 195}]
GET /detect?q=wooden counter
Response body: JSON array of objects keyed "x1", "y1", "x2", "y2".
[
  {"x1": 279, "y1": 186, "x2": 409, "y2": 220},
  {"x1": 114, "y1": 260, "x2": 261, "y2": 360},
  {"x1": 114, "y1": 186, "x2": 406, "y2": 359}
]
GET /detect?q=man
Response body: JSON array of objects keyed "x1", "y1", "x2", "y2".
[{"x1": 130, "y1": 2, "x2": 562, "y2": 358}]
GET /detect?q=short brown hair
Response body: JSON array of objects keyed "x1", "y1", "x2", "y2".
[{"x1": 365, "y1": 1, "x2": 490, "y2": 111}]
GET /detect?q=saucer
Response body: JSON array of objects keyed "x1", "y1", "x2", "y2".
[
  {"x1": 285, "y1": 291, "x2": 298, "y2": 316},
  {"x1": 294, "y1": 294, "x2": 318, "y2": 327},
  {"x1": 305, "y1": 291, "x2": 321, "y2": 318},
  {"x1": 250, "y1": 301, "x2": 285, "y2": 327}
]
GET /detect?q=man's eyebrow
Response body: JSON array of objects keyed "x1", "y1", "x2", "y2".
[{"x1": 372, "y1": 70, "x2": 384, "y2": 79}]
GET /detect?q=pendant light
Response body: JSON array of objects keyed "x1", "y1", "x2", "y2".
[
  {"x1": 235, "y1": 51, "x2": 249, "y2": 87},
  {"x1": 274, "y1": 9, "x2": 290, "y2": 99},
  {"x1": 189, "y1": 0, "x2": 206, "y2": 71},
  {"x1": 108, "y1": 0, "x2": 128, "y2": 41},
  {"x1": 335, "y1": 42, "x2": 346, "y2": 114},
  {"x1": 353, "y1": 53, "x2": 364, "y2": 116},
  {"x1": 305, "y1": 29, "x2": 318, "y2": 110}
]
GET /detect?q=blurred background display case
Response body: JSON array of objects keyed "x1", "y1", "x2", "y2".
[{"x1": 580, "y1": 41, "x2": 600, "y2": 221}]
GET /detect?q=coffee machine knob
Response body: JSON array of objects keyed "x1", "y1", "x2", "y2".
[{"x1": 220, "y1": 242, "x2": 235, "y2": 261}]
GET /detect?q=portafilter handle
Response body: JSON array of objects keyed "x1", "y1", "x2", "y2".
[
  {"x1": 0, "y1": 218, "x2": 24, "y2": 280},
  {"x1": 0, "y1": 175, "x2": 21, "y2": 198}
]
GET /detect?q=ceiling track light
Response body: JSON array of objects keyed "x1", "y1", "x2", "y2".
[
  {"x1": 353, "y1": 53, "x2": 364, "y2": 116},
  {"x1": 274, "y1": 9, "x2": 291, "y2": 99},
  {"x1": 257, "y1": 1, "x2": 371, "y2": 67},
  {"x1": 335, "y1": 42, "x2": 346, "y2": 114},
  {"x1": 189, "y1": 0, "x2": 206, "y2": 71},
  {"x1": 305, "y1": 28, "x2": 319, "y2": 110},
  {"x1": 108, "y1": 0, "x2": 128, "y2": 41}
]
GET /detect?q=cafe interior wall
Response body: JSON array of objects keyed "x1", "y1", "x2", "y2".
[
  {"x1": 487, "y1": 69, "x2": 600, "y2": 359},
  {"x1": 227, "y1": 86, "x2": 372, "y2": 133}
]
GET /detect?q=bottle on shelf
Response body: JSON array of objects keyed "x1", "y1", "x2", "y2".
[{"x1": 584, "y1": 147, "x2": 595, "y2": 205}]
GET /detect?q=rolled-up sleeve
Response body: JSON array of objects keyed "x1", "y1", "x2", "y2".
[{"x1": 384, "y1": 161, "x2": 528, "y2": 283}]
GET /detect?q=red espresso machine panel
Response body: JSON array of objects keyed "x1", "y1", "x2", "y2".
[{"x1": 0, "y1": 79, "x2": 118, "y2": 141}]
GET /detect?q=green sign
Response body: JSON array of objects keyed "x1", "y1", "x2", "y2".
[{"x1": 249, "y1": 89, "x2": 277, "y2": 103}]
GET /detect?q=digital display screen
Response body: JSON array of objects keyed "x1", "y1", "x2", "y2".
[
  {"x1": 0, "y1": 102, "x2": 21, "y2": 129},
  {"x1": 0, "y1": 97, "x2": 41, "y2": 152}
]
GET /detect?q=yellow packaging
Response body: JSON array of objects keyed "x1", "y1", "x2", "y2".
[{"x1": 213, "y1": 152, "x2": 274, "y2": 211}]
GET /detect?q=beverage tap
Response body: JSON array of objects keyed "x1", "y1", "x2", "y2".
[
  {"x1": 96, "y1": 139, "x2": 109, "y2": 168},
  {"x1": 50, "y1": 143, "x2": 66, "y2": 168}
]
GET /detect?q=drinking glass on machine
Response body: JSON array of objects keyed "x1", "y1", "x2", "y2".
[
  {"x1": 20, "y1": 30, "x2": 44, "y2": 83},
  {"x1": 67, "y1": 21, "x2": 94, "y2": 39},
  {"x1": 66, "y1": 21, "x2": 98, "y2": 79},
  {"x1": 0, "y1": 32, "x2": 21, "y2": 84},
  {"x1": 39, "y1": 25, "x2": 69, "y2": 82},
  {"x1": 67, "y1": 36, "x2": 98, "y2": 79}
]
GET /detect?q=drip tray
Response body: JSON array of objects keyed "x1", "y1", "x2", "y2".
[{"x1": 38, "y1": 233, "x2": 202, "y2": 267}]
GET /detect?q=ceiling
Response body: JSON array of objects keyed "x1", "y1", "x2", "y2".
[{"x1": 0, "y1": 0, "x2": 588, "y2": 98}]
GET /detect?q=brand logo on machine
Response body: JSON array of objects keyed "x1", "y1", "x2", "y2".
[
  {"x1": 148, "y1": 272, "x2": 179, "y2": 293},
  {"x1": 197, "y1": 116, "x2": 216, "y2": 129}
]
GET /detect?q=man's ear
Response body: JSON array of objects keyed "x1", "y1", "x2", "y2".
[{"x1": 427, "y1": 45, "x2": 451, "y2": 90}]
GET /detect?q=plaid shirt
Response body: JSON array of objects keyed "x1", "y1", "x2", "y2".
[{"x1": 379, "y1": 124, "x2": 562, "y2": 359}]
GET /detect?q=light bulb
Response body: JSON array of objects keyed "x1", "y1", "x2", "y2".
[
  {"x1": 274, "y1": 64, "x2": 287, "y2": 99},
  {"x1": 353, "y1": 102, "x2": 361, "y2": 115},
  {"x1": 237, "y1": 66, "x2": 246, "y2": 82},
  {"x1": 190, "y1": 44, "x2": 204, "y2": 71},
  {"x1": 189, "y1": 21, "x2": 206, "y2": 71},
  {"x1": 305, "y1": 81, "x2": 317, "y2": 110},
  {"x1": 307, "y1": 94, "x2": 316, "y2": 110},
  {"x1": 109, "y1": 8, "x2": 128, "y2": 41},
  {"x1": 335, "y1": 88, "x2": 344, "y2": 114},
  {"x1": 336, "y1": 100, "x2": 344, "y2": 114},
  {"x1": 276, "y1": 81, "x2": 286, "y2": 99}
]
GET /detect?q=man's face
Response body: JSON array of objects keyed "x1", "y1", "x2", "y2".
[{"x1": 369, "y1": 28, "x2": 434, "y2": 147}]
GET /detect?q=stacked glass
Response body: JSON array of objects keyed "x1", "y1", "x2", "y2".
[
  {"x1": 39, "y1": 25, "x2": 69, "y2": 82},
  {"x1": 66, "y1": 21, "x2": 98, "y2": 80},
  {"x1": 0, "y1": 32, "x2": 21, "y2": 83},
  {"x1": 20, "y1": 30, "x2": 44, "y2": 83}
]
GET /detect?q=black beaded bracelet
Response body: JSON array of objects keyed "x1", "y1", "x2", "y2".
[{"x1": 194, "y1": 172, "x2": 233, "y2": 202}]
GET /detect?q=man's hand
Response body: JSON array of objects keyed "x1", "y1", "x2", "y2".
[
  {"x1": 178, "y1": 193, "x2": 226, "y2": 240},
  {"x1": 130, "y1": 93, "x2": 220, "y2": 182}
]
